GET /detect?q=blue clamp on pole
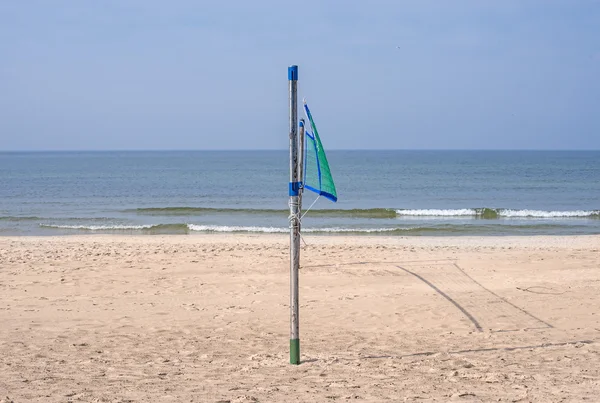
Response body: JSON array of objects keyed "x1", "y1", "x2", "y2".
[
  {"x1": 289, "y1": 182, "x2": 301, "y2": 196},
  {"x1": 288, "y1": 65, "x2": 298, "y2": 81}
]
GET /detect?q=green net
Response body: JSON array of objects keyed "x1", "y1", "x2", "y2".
[{"x1": 303, "y1": 101, "x2": 337, "y2": 202}]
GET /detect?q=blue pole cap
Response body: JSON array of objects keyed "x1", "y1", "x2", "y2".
[
  {"x1": 299, "y1": 120, "x2": 304, "y2": 127},
  {"x1": 288, "y1": 65, "x2": 298, "y2": 81}
]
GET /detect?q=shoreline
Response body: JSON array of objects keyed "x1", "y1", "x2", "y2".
[{"x1": 2, "y1": 232, "x2": 599, "y2": 246}]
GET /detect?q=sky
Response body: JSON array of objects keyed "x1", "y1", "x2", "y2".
[{"x1": 0, "y1": 0, "x2": 599, "y2": 151}]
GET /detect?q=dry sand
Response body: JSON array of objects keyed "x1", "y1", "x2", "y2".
[{"x1": 0, "y1": 234, "x2": 599, "y2": 402}]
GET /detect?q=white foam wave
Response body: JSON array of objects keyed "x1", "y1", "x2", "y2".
[
  {"x1": 396, "y1": 208, "x2": 598, "y2": 218},
  {"x1": 188, "y1": 225, "x2": 287, "y2": 233},
  {"x1": 304, "y1": 227, "x2": 400, "y2": 233},
  {"x1": 188, "y1": 225, "x2": 403, "y2": 233},
  {"x1": 40, "y1": 224, "x2": 405, "y2": 233},
  {"x1": 40, "y1": 224, "x2": 154, "y2": 230},
  {"x1": 397, "y1": 209, "x2": 477, "y2": 216},
  {"x1": 499, "y1": 209, "x2": 597, "y2": 218}
]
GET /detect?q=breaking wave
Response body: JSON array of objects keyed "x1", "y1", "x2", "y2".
[
  {"x1": 36, "y1": 223, "x2": 578, "y2": 236},
  {"x1": 40, "y1": 223, "x2": 419, "y2": 234},
  {"x1": 39, "y1": 223, "x2": 190, "y2": 234},
  {"x1": 127, "y1": 206, "x2": 599, "y2": 219},
  {"x1": 187, "y1": 225, "x2": 402, "y2": 233},
  {"x1": 396, "y1": 208, "x2": 600, "y2": 219},
  {"x1": 128, "y1": 207, "x2": 397, "y2": 218}
]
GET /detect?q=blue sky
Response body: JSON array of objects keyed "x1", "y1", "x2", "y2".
[{"x1": 1, "y1": 0, "x2": 599, "y2": 150}]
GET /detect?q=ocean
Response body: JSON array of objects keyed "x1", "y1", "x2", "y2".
[{"x1": 0, "y1": 150, "x2": 598, "y2": 236}]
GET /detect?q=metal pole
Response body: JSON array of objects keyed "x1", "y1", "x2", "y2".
[{"x1": 288, "y1": 65, "x2": 300, "y2": 365}]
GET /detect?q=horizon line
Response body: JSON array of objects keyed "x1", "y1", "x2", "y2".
[{"x1": 1, "y1": 148, "x2": 599, "y2": 153}]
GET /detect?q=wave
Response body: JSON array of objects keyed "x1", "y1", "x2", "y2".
[
  {"x1": 36, "y1": 223, "x2": 578, "y2": 236},
  {"x1": 188, "y1": 224, "x2": 286, "y2": 233},
  {"x1": 499, "y1": 209, "x2": 598, "y2": 218},
  {"x1": 127, "y1": 206, "x2": 599, "y2": 219},
  {"x1": 187, "y1": 225, "x2": 402, "y2": 233},
  {"x1": 0, "y1": 216, "x2": 43, "y2": 221},
  {"x1": 396, "y1": 208, "x2": 600, "y2": 219},
  {"x1": 396, "y1": 209, "x2": 478, "y2": 217},
  {"x1": 1, "y1": 216, "x2": 122, "y2": 223},
  {"x1": 39, "y1": 223, "x2": 190, "y2": 234},
  {"x1": 41, "y1": 224, "x2": 154, "y2": 230},
  {"x1": 127, "y1": 207, "x2": 397, "y2": 218},
  {"x1": 40, "y1": 223, "x2": 418, "y2": 234}
]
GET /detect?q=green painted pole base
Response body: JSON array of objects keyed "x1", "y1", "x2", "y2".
[{"x1": 290, "y1": 339, "x2": 300, "y2": 365}]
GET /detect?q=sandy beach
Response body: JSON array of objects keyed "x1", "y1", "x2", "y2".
[{"x1": 1, "y1": 234, "x2": 599, "y2": 402}]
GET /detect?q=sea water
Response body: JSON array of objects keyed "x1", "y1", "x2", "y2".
[{"x1": 0, "y1": 150, "x2": 598, "y2": 236}]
